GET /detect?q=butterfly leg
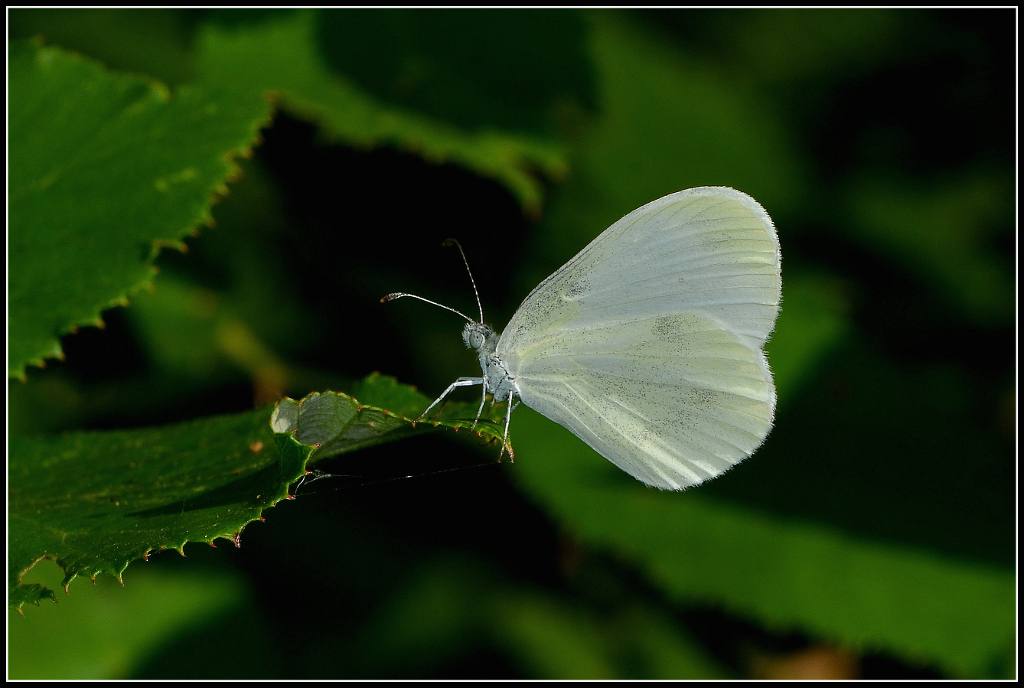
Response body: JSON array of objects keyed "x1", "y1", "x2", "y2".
[
  {"x1": 418, "y1": 377, "x2": 484, "y2": 421},
  {"x1": 498, "y1": 399, "x2": 520, "y2": 461},
  {"x1": 470, "y1": 385, "x2": 488, "y2": 430}
]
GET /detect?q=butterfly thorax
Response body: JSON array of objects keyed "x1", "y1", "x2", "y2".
[{"x1": 463, "y1": 322, "x2": 518, "y2": 403}]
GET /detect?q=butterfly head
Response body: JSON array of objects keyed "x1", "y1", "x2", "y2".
[{"x1": 462, "y1": 322, "x2": 496, "y2": 354}]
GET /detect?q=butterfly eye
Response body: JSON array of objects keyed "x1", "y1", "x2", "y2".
[{"x1": 461, "y1": 326, "x2": 485, "y2": 350}]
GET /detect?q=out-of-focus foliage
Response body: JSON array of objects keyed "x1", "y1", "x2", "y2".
[{"x1": 8, "y1": 8, "x2": 1014, "y2": 680}]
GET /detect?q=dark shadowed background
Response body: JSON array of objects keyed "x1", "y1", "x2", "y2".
[{"x1": 8, "y1": 8, "x2": 1015, "y2": 679}]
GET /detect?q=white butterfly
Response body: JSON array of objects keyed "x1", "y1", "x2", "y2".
[{"x1": 384, "y1": 186, "x2": 781, "y2": 490}]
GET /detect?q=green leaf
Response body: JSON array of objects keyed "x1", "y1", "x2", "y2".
[
  {"x1": 194, "y1": 10, "x2": 568, "y2": 214},
  {"x1": 275, "y1": 374, "x2": 509, "y2": 462},
  {"x1": 8, "y1": 406, "x2": 311, "y2": 612},
  {"x1": 8, "y1": 374, "x2": 504, "y2": 612},
  {"x1": 7, "y1": 39, "x2": 271, "y2": 378}
]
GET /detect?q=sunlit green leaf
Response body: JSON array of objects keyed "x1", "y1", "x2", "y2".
[{"x1": 7, "y1": 39, "x2": 271, "y2": 378}]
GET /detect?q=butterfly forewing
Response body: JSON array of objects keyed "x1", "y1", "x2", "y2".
[{"x1": 499, "y1": 187, "x2": 781, "y2": 354}]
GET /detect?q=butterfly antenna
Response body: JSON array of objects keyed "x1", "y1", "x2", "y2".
[
  {"x1": 443, "y1": 238, "x2": 485, "y2": 324},
  {"x1": 380, "y1": 292, "x2": 475, "y2": 323}
]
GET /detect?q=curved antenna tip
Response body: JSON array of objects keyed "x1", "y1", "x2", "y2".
[{"x1": 380, "y1": 292, "x2": 474, "y2": 323}]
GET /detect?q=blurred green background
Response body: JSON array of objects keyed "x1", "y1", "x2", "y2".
[{"x1": 8, "y1": 8, "x2": 1015, "y2": 679}]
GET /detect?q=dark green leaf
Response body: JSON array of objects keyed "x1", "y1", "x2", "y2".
[
  {"x1": 275, "y1": 374, "x2": 508, "y2": 462},
  {"x1": 194, "y1": 10, "x2": 567, "y2": 214},
  {"x1": 8, "y1": 406, "x2": 310, "y2": 611},
  {"x1": 317, "y1": 9, "x2": 596, "y2": 134},
  {"x1": 8, "y1": 374, "x2": 503, "y2": 612}
]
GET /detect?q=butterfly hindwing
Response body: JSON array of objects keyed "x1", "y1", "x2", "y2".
[{"x1": 508, "y1": 314, "x2": 775, "y2": 490}]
